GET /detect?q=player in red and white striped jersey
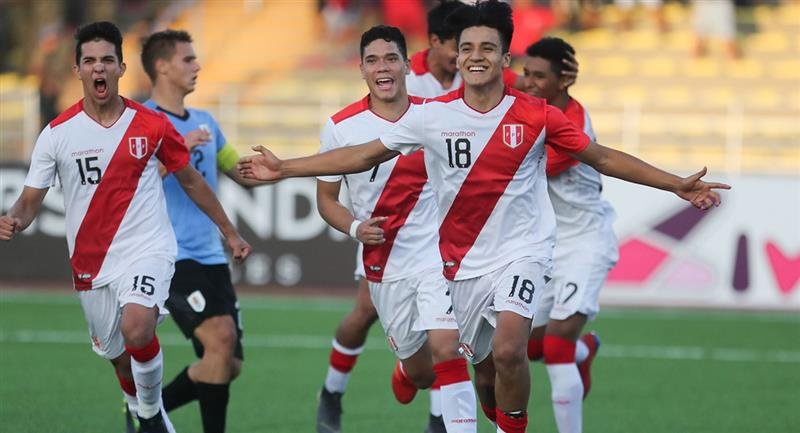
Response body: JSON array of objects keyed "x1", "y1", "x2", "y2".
[
  {"x1": 239, "y1": 2, "x2": 729, "y2": 432},
  {"x1": 521, "y1": 36, "x2": 617, "y2": 433},
  {"x1": 0, "y1": 22, "x2": 250, "y2": 433},
  {"x1": 315, "y1": 26, "x2": 477, "y2": 433}
]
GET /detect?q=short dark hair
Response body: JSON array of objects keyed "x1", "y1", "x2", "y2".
[
  {"x1": 444, "y1": 0, "x2": 514, "y2": 53},
  {"x1": 74, "y1": 21, "x2": 123, "y2": 65},
  {"x1": 525, "y1": 37, "x2": 576, "y2": 77},
  {"x1": 427, "y1": 1, "x2": 465, "y2": 41},
  {"x1": 360, "y1": 25, "x2": 408, "y2": 60},
  {"x1": 140, "y1": 29, "x2": 193, "y2": 82}
]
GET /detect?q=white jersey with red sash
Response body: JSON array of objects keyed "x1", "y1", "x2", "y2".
[
  {"x1": 380, "y1": 87, "x2": 590, "y2": 281},
  {"x1": 24, "y1": 97, "x2": 190, "y2": 290},
  {"x1": 317, "y1": 95, "x2": 440, "y2": 283}
]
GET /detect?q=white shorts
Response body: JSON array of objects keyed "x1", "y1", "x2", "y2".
[
  {"x1": 78, "y1": 255, "x2": 174, "y2": 359},
  {"x1": 369, "y1": 268, "x2": 457, "y2": 360},
  {"x1": 532, "y1": 236, "x2": 618, "y2": 328},
  {"x1": 450, "y1": 257, "x2": 550, "y2": 364}
]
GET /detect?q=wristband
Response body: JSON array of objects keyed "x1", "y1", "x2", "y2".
[{"x1": 349, "y1": 220, "x2": 362, "y2": 239}]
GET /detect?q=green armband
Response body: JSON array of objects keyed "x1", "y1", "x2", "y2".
[{"x1": 217, "y1": 143, "x2": 239, "y2": 172}]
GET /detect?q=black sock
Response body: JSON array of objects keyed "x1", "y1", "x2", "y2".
[
  {"x1": 162, "y1": 366, "x2": 197, "y2": 412},
  {"x1": 196, "y1": 382, "x2": 230, "y2": 433}
]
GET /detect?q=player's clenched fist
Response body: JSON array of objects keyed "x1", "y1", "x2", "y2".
[
  {"x1": 238, "y1": 145, "x2": 283, "y2": 182},
  {"x1": 226, "y1": 234, "x2": 252, "y2": 263},
  {"x1": 0, "y1": 215, "x2": 21, "y2": 241}
]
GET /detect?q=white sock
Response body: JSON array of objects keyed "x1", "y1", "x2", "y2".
[
  {"x1": 430, "y1": 388, "x2": 442, "y2": 417},
  {"x1": 131, "y1": 349, "x2": 164, "y2": 419},
  {"x1": 546, "y1": 363, "x2": 583, "y2": 433},
  {"x1": 441, "y1": 381, "x2": 478, "y2": 433},
  {"x1": 123, "y1": 391, "x2": 138, "y2": 413},
  {"x1": 324, "y1": 366, "x2": 351, "y2": 393},
  {"x1": 160, "y1": 400, "x2": 176, "y2": 433},
  {"x1": 575, "y1": 340, "x2": 589, "y2": 363},
  {"x1": 324, "y1": 339, "x2": 364, "y2": 393}
]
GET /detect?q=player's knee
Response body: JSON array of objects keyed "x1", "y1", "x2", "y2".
[
  {"x1": 353, "y1": 302, "x2": 378, "y2": 325},
  {"x1": 121, "y1": 324, "x2": 155, "y2": 348},
  {"x1": 198, "y1": 316, "x2": 238, "y2": 353},
  {"x1": 492, "y1": 340, "x2": 527, "y2": 372}
]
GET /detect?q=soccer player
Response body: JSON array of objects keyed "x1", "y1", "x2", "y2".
[
  {"x1": 406, "y1": 0, "x2": 528, "y2": 97},
  {"x1": 138, "y1": 29, "x2": 267, "y2": 433},
  {"x1": 239, "y1": 2, "x2": 729, "y2": 432},
  {"x1": 0, "y1": 22, "x2": 250, "y2": 433},
  {"x1": 521, "y1": 36, "x2": 616, "y2": 433},
  {"x1": 315, "y1": 25, "x2": 477, "y2": 433}
]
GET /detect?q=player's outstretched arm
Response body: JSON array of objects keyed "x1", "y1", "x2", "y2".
[
  {"x1": 237, "y1": 140, "x2": 398, "y2": 182},
  {"x1": 173, "y1": 165, "x2": 252, "y2": 262},
  {"x1": 0, "y1": 186, "x2": 48, "y2": 241},
  {"x1": 317, "y1": 180, "x2": 387, "y2": 245},
  {"x1": 574, "y1": 142, "x2": 731, "y2": 210}
]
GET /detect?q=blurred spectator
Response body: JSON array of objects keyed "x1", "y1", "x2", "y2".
[
  {"x1": 381, "y1": 0, "x2": 427, "y2": 44},
  {"x1": 510, "y1": 0, "x2": 557, "y2": 57},
  {"x1": 692, "y1": 0, "x2": 741, "y2": 59},
  {"x1": 551, "y1": 0, "x2": 602, "y2": 32},
  {"x1": 615, "y1": 0, "x2": 669, "y2": 32}
]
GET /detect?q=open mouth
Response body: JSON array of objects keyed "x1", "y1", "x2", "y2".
[
  {"x1": 467, "y1": 65, "x2": 487, "y2": 73},
  {"x1": 375, "y1": 77, "x2": 394, "y2": 90},
  {"x1": 94, "y1": 78, "x2": 107, "y2": 96}
]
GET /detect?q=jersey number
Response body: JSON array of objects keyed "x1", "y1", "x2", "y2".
[
  {"x1": 508, "y1": 275, "x2": 535, "y2": 304},
  {"x1": 191, "y1": 149, "x2": 206, "y2": 177},
  {"x1": 75, "y1": 156, "x2": 102, "y2": 185},
  {"x1": 446, "y1": 138, "x2": 471, "y2": 168},
  {"x1": 133, "y1": 275, "x2": 156, "y2": 296}
]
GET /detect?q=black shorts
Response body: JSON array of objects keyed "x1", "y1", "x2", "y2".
[{"x1": 167, "y1": 259, "x2": 243, "y2": 360}]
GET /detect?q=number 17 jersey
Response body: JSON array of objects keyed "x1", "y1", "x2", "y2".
[{"x1": 380, "y1": 87, "x2": 590, "y2": 281}]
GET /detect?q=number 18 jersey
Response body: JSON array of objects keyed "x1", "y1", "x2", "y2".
[
  {"x1": 379, "y1": 87, "x2": 590, "y2": 281},
  {"x1": 24, "y1": 98, "x2": 190, "y2": 290}
]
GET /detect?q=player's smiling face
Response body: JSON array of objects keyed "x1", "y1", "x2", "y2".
[
  {"x1": 457, "y1": 26, "x2": 509, "y2": 89},
  {"x1": 431, "y1": 36, "x2": 458, "y2": 76},
  {"x1": 360, "y1": 39, "x2": 409, "y2": 103},
  {"x1": 73, "y1": 39, "x2": 125, "y2": 106},
  {"x1": 163, "y1": 41, "x2": 200, "y2": 95},
  {"x1": 523, "y1": 56, "x2": 561, "y2": 102}
]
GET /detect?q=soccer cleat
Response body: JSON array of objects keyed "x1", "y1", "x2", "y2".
[
  {"x1": 316, "y1": 386, "x2": 343, "y2": 433},
  {"x1": 577, "y1": 332, "x2": 601, "y2": 400},
  {"x1": 137, "y1": 410, "x2": 170, "y2": 433},
  {"x1": 391, "y1": 360, "x2": 418, "y2": 404},
  {"x1": 123, "y1": 401, "x2": 139, "y2": 433},
  {"x1": 423, "y1": 414, "x2": 447, "y2": 433}
]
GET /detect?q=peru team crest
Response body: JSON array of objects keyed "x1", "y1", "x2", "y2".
[
  {"x1": 129, "y1": 137, "x2": 148, "y2": 159},
  {"x1": 502, "y1": 124, "x2": 524, "y2": 148}
]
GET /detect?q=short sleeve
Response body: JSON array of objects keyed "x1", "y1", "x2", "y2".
[
  {"x1": 583, "y1": 110, "x2": 597, "y2": 142},
  {"x1": 212, "y1": 117, "x2": 227, "y2": 153},
  {"x1": 156, "y1": 114, "x2": 190, "y2": 173},
  {"x1": 379, "y1": 103, "x2": 425, "y2": 155},
  {"x1": 24, "y1": 126, "x2": 57, "y2": 188},
  {"x1": 317, "y1": 118, "x2": 343, "y2": 183},
  {"x1": 545, "y1": 105, "x2": 591, "y2": 155}
]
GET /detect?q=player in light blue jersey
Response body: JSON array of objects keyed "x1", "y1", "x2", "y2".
[{"x1": 139, "y1": 29, "x2": 268, "y2": 433}]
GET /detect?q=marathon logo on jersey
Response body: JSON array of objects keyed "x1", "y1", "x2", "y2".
[
  {"x1": 502, "y1": 124, "x2": 524, "y2": 148},
  {"x1": 128, "y1": 137, "x2": 149, "y2": 159}
]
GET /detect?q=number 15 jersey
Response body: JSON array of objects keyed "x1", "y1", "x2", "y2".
[
  {"x1": 24, "y1": 98, "x2": 190, "y2": 291},
  {"x1": 380, "y1": 87, "x2": 590, "y2": 281}
]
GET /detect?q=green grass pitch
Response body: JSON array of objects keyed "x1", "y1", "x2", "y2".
[{"x1": 1, "y1": 290, "x2": 798, "y2": 433}]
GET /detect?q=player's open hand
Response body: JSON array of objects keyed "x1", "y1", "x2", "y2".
[
  {"x1": 357, "y1": 216, "x2": 388, "y2": 245},
  {"x1": 237, "y1": 146, "x2": 283, "y2": 182},
  {"x1": 0, "y1": 215, "x2": 21, "y2": 241},
  {"x1": 674, "y1": 167, "x2": 731, "y2": 210},
  {"x1": 561, "y1": 51, "x2": 579, "y2": 88},
  {"x1": 184, "y1": 129, "x2": 211, "y2": 150},
  {"x1": 226, "y1": 233, "x2": 252, "y2": 263}
]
